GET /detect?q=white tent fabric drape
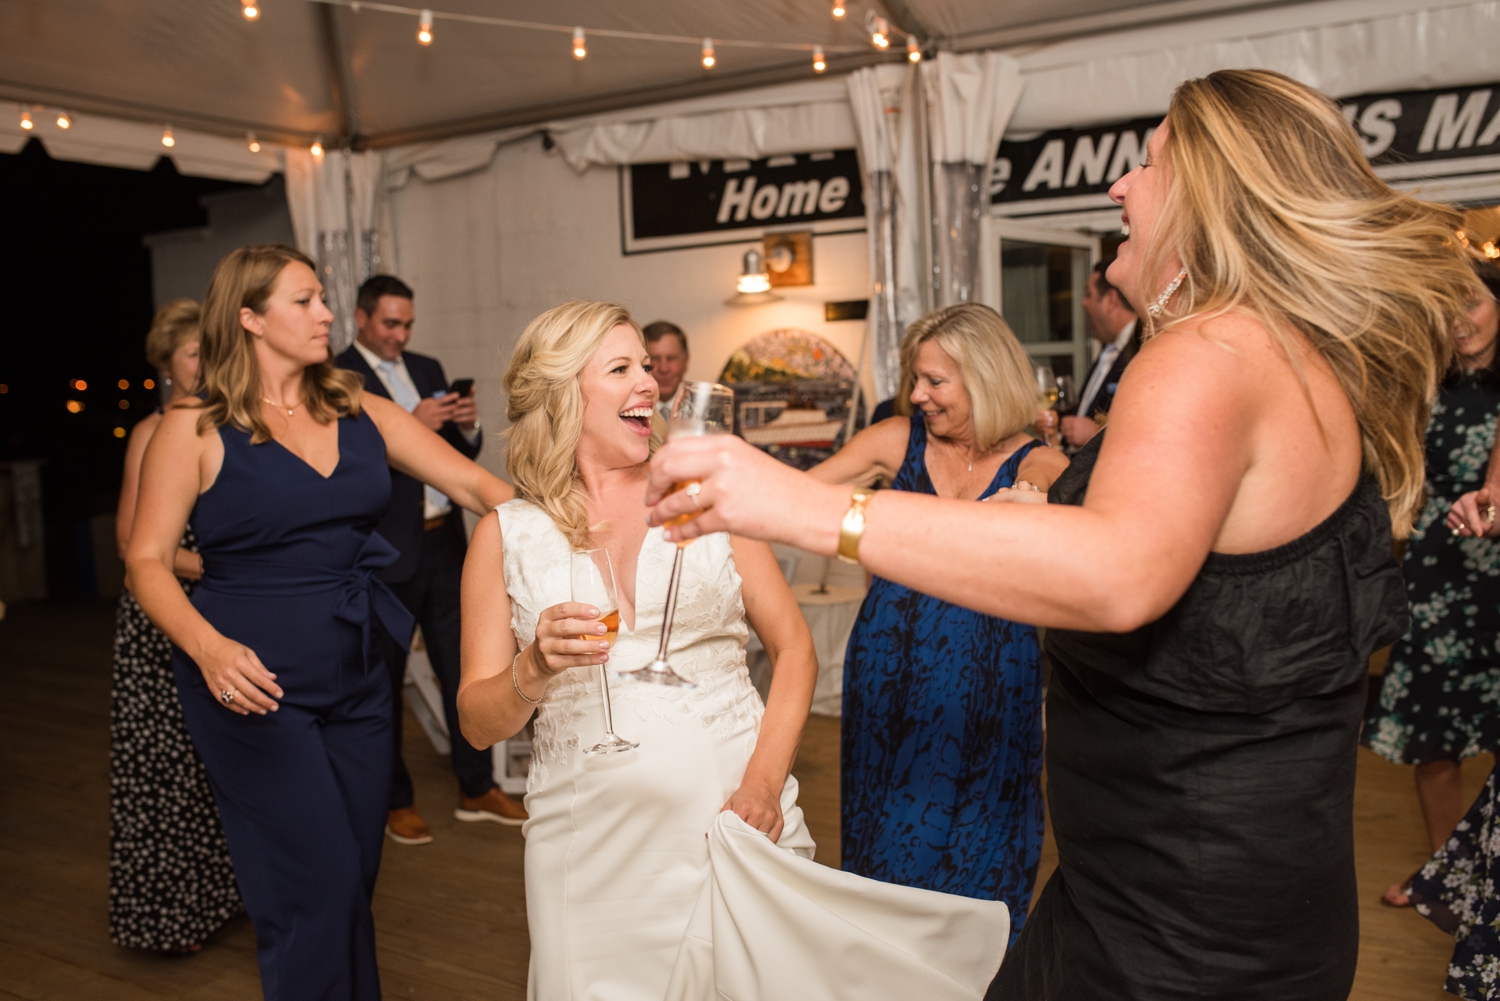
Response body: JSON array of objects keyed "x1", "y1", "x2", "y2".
[
  {"x1": 285, "y1": 147, "x2": 385, "y2": 353},
  {"x1": 924, "y1": 53, "x2": 1023, "y2": 306},
  {"x1": 0, "y1": 103, "x2": 280, "y2": 182},
  {"x1": 847, "y1": 65, "x2": 923, "y2": 405}
]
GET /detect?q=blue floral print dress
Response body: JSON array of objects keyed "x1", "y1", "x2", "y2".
[
  {"x1": 840, "y1": 415, "x2": 1045, "y2": 944},
  {"x1": 1365, "y1": 370, "x2": 1500, "y2": 764}
]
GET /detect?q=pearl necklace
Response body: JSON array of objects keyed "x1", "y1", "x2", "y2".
[{"x1": 1148, "y1": 269, "x2": 1188, "y2": 316}]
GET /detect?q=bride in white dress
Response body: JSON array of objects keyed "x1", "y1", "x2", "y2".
[
  {"x1": 458, "y1": 302, "x2": 821, "y2": 1001},
  {"x1": 460, "y1": 301, "x2": 1011, "y2": 1001}
]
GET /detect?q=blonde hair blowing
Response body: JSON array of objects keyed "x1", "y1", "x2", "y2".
[
  {"x1": 504, "y1": 301, "x2": 660, "y2": 549},
  {"x1": 896, "y1": 303, "x2": 1038, "y2": 452},
  {"x1": 1138, "y1": 69, "x2": 1476, "y2": 538},
  {"x1": 195, "y1": 244, "x2": 363, "y2": 442},
  {"x1": 145, "y1": 299, "x2": 201, "y2": 373}
]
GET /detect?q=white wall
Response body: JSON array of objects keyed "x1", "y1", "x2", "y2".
[{"x1": 387, "y1": 136, "x2": 873, "y2": 480}]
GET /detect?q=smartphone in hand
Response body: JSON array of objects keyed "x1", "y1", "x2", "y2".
[{"x1": 448, "y1": 378, "x2": 475, "y2": 398}]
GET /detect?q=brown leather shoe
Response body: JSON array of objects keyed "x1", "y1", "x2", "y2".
[
  {"x1": 385, "y1": 807, "x2": 434, "y2": 845},
  {"x1": 455, "y1": 787, "x2": 528, "y2": 827}
]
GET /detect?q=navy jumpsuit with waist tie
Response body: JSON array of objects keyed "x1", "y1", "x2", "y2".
[{"x1": 172, "y1": 412, "x2": 413, "y2": 1000}]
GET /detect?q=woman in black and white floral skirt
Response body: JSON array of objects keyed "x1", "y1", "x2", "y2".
[
  {"x1": 109, "y1": 300, "x2": 240, "y2": 952},
  {"x1": 1364, "y1": 259, "x2": 1500, "y2": 909}
]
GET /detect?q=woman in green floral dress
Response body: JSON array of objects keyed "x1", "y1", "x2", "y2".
[{"x1": 1365, "y1": 260, "x2": 1500, "y2": 908}]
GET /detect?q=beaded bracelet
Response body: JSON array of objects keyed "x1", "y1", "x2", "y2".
[{"x1": 512, "y1": 649, "x2": 544, "y2": 705}]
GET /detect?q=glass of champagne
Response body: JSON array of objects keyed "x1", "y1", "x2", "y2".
[
  {"x1": 570, "y1": 549, "x2": 636, "y2": 754},
  {"x1": 634, "y1": 380, "x2": 735, "y2": 688},
  {"x1": 1035, "y1": 365, "x2": 1061, "y2": 449}
]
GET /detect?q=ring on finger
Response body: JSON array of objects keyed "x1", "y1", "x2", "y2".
[
  {"x1": 685, "y1": 481, "x2": 702, "y2": 509},
  {"x1": 220, "y1": 688, "x2": 236, "y2": 706}
]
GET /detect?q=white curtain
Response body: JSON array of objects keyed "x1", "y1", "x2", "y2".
[
  {"x1": 923, "y1": 52, "x2": 1023, "y2": 307},
  {"x1": 285, "y1": 148, "x2": 385, "y2": 353},
  {"x1": 847, "y1": 65, "x2": 923, "y2": 406}
]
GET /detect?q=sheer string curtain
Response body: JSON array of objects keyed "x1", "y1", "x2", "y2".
[
  {"x1": 285, "y1": 148, "x2": 387, "y2": 353},
  {"x1": 923, "y1": 52, "x2": 1024, "y2": 308},
  {"x1": 846, "y1": 65, "x2": 925, "y2": 407}
]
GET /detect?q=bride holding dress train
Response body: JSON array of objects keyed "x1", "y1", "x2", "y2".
[{"x1": 458, "y1": 301, "x2": 1008, "y2": 1001}]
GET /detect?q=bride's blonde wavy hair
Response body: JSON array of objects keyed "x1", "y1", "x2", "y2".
[
  {"x1": 504, "y1": 301, "x2": 663, "y2": 548},
  {"x1": 1137, "y1": 69, "x2": 1478, "y2": 537}
]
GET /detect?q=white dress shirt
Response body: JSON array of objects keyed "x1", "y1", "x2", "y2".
[
  {"x1": 354, "y1": 341, "x2": 455, "y2": 520},
  {"x1": 1076, "y1": 319, "x2": 1137, "y2": 418}
]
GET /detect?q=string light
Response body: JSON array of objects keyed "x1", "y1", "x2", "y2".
[
  {"x1": 417, "y1": 8, "x2": 433, "y2": 44},
  {"x1": 871, "y1": 17, "x2": 889, "y2": 49},
  {"x1": 113, "y1": 427, "x2": 126, "y2": 439},
  {"x1": 907, "y1": 36, "x2": 921, "y2": 62},
  {"x1": 831, "y1": 2, "x2": 846, "y2": 18},
  {"x1": 247, "y1": 132, "x2": 261, "y2": 152},
  {"x1": 161, "y1": 126, "x2": 175, "y2": 148},
  {"x1": 572, "y1": 26, "x2": 586, "y2": 60},
  {"x1": 812, "y1": 45, "x2": 826, "y2": 73},
  {"x1": 55, "y1": 110, "x2": 71, "y2": 130},
  {"x1": 118, "y1": 379, "x2": 130, "y2": 390},
  {"x1": 310, "y1": 136, "x2": 324, "y2": 157},
  {"x1": 241, "y1": 0, "x2": 260, "y2": 19},
  {"x1": 19, "y1": 109, "x2": 33, "y2": 130},
  {"x1": 701, "y1": 38, "x2": 715, "y2": 69}
]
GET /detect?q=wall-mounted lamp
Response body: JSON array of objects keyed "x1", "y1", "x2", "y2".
[{"x1": 726, "y1": 248, "x2": 782, "y2": 306}]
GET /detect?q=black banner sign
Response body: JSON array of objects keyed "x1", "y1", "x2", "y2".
[
  {"x1": 991, "y1": 81, "x2": 1500, "y2": 217},
  {"x1": 622, "y1": 150, "x2": 865, "y2": 254}
]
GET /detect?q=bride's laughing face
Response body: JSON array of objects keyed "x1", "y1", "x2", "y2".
[{"x1": 577, "y1": 322, "x2": 659, "y2": 467}]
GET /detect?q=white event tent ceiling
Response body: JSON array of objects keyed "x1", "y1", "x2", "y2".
[{"x1": 2, "y1": 0, "x2": 1307, "y2": 153}]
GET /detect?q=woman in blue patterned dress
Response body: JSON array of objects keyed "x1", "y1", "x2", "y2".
[
  {"x1": 809, "y1": 303, "x2": 1066, "y2": 938},
  {"x1": 1365, "y1": 260, "x2": 1500, "y2": 908}
]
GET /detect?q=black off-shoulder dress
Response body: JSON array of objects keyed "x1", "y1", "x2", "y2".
[{"x1": 990, "y1": 433, "x2": 1408, "y2": 1000}]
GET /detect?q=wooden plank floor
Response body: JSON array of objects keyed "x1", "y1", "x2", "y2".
[{"x1": 0, "y1": 599, "x2": 1484, "y2": 999}]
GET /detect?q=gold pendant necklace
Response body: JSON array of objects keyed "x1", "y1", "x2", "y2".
[{"x1": 261, "y1": 397, "x2": 298, "y2": 416}]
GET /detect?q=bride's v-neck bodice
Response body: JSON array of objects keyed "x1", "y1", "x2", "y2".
[{"x1": 496, "y1": 498, "x2": 762, "y2": 789}]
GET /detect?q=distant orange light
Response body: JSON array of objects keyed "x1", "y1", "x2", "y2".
[
  {"x1": 118, "y1": 378, "x2": 129, "y2": 390},
  {"x1": 72, "y1": 378, "x2": 88, "y2": 391},
  {"x1": 143, "y1": 378, "x2": 156, "y2": 390},
  {"x1": 66, "y1": 400, "x2": 83, "y2": 413},
  {"x1": 113, "y1": 427, "x2": 127, "y2": 438},
  {"x1": 118, "y1": 399, "x2": 130, "y2": 409},
  {"x1": 0, "y1": 384, "x2": 8, "y2": 394}
]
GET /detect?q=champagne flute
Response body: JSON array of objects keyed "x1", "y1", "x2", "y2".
[
  {"x1": 1034, "y1": 365, "x2": 1061, "y2": 449},
  {"x1": 570, "y1": 549, "x2": 637, "y2": 754},
  {"x1": 634, "y1": 381, "x2": 735, "y2": 688}
]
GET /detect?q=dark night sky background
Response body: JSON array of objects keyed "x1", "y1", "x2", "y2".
[{"x1": 0, "y1": 138, "x2": 251, "y2": 596}]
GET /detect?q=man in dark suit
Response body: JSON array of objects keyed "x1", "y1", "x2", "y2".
[
  {"x1": 337, "y1": 274, "x2": 526, "y2": 846},
  {"x1": 1062, "y1": 260, "x2": 1140, "y2": 449}
]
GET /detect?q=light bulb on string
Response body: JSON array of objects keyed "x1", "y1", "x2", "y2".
[
  {"x1": 310, "y1": 137, "x2": 324, "y2": 158},
  {"x1": 241, "y1": 0, "x2": 259, "y2": 20},
  {"x1": 19, "y1": 109, "x2": 33, "y2": 130},
  {"x1": 812, "y1": 46, "x2": 826, "y2": 73},
  {"x1": 417, "y1": 9, "x2": 433, "y2": 45},
  {"x1": 871, "y1": 18, "x2": 890, "y2": 49},
  {"x1": 572, "y1": 26, "x2": 586, "y2": 60},
  {"x1": 247, "y1": 132, "x2": 261, "y2": 153},
  {"x1": 907, "y1": 36, "x2": 921, "y2": 62},
  {"x1": 701, "y1": 38, "x2": 715, "y2": 69},
  {"x1": 831, "y1": 2, "x2": 846, "y2": 18},
  {"x1": 55, "y1": 110, "x2": 71, "y2": 129},
  {"x1": 161, "y1": 126, "x2": 175, "y2": 148}
]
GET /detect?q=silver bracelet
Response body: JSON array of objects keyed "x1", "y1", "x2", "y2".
[{"x1": 512, "y1": 648, "x2": 545, "y2": 705}]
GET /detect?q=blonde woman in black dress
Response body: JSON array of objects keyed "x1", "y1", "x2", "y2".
[
  {"x1": 643, "y1": 70, "x2": 1479, "y2": 999},
  {"x1": 110, "y1": 300, "x2": 240, "y2": 952}
]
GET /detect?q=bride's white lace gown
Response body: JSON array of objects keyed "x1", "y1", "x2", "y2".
[
  {"x1": 499, "y1": 500, "x2": 814, "y2": 1001},
  {"x1": 499, "y1": 499, "x2": 1010, "y2": 1001}
]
